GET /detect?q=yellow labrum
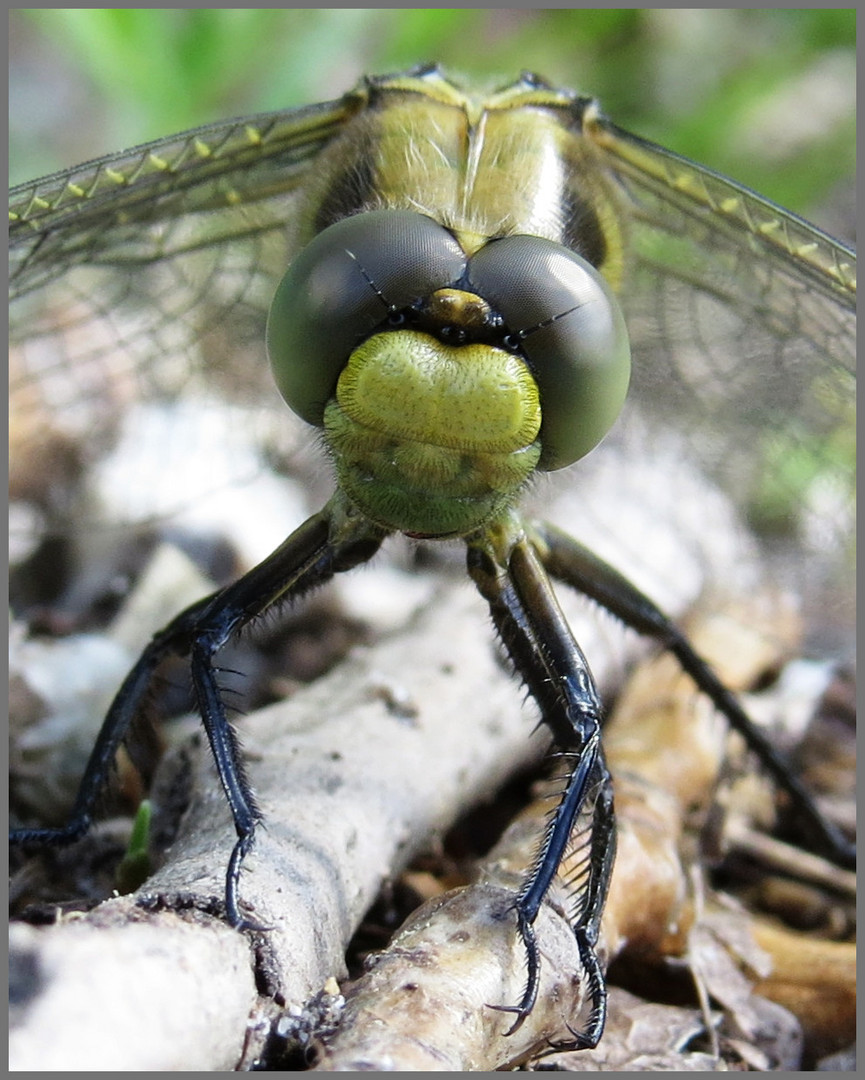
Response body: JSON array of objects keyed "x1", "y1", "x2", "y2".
[
  {"x1": 339, "y1": 331, "x2": 540, "y2": 450},
  {"x1": 324, "y1": 330, "x2": 543, "y2": 536}
]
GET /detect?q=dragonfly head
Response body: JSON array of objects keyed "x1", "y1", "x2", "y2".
[{"x1": 267, "y1": 210, "x2": 631, "y2": 536}]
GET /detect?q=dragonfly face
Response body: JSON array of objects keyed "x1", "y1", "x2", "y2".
[
  {"x1": 9, "y1": 66, "x2": 855, "y2": 1054},
  {"x1": 267, "y1": 204, "x2": 630, "y2": 535}
]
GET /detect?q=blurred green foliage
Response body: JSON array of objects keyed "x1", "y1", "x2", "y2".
[{"x1": 9, "y1": 8, "x2": 855, "y2": 226}]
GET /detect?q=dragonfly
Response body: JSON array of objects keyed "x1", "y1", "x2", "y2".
[{"x1": 9, "y1": 65, "x2": 855, "y2": 1049}]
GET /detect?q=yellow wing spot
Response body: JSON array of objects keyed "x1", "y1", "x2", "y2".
[
  {"x1": 148, "y1": 153, "x2": 169, "y2": 171},
  {"x1": 194, "y1": 139, "x2": 212, "y2": 158},
  {"x1": 795, "y1": 242, "x2": 819, "y2": 257},
  {"x1": 225, "y1": 189, "x2": 242, "y2": 205},
  {"x1": 758, "y1": 220, "x2": 781, "y2": 235},
  {"x1": 32, "y1": 196, "x2": 50, "y2": 211},
  {"x1": 678, "y1": 174, "x2": 715, "y2": 210},
  {"x1": 66, "y1": 182, "x2": 86, "y2": 198},
  {"x1": 105, "y1": 168, "x2": 127, "y2": 184},
  {"x1": 672, "y1": 171, "x2": 700, "y2": 195},
  {"x1": 245, "y1": 125, "x2": 263, "y2": 146},
  {"x1": 9, "y1": 210, "x2": 19, "y2": 223},
  {"x1": 720, "y1": 197, "x2": 741, "y2": 214}
]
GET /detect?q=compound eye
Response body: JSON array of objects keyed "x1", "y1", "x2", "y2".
[
  {"x1": 267, "y1": 210, "x2": 467, "y2": 425},
  {"x1": 467, "y1": 236, "x2": 631, "y2": 470}
]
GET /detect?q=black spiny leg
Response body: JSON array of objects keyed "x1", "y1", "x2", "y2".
[
  {"x1": 531, "y1": 519, "x2": 855, "y2": 870},
  {"x1": 10, "y1": 494, "x2": 388, "y2": 925},
  {"x1": 467, "y1": 515, "x2": 616, "y2": 1047}
]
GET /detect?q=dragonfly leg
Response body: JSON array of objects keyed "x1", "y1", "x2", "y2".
[
  {"x1": 11, "y1": 496, "x2": 388, "y2": 925},
  {"x1": 10, "y1": 646, "x2": 171, "y2": 848},
  {"x1": 467, "y1": 518, "x2": 616, "y2": 1043},
  {"x1": 531, "y1": 519, "x2": 855, "y2": 869}
]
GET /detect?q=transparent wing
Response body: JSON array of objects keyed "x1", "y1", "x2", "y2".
[
  {"x1": 10, "y1": 96, "x2": 353, "y2": 295},
  {"x1": 10, "y1": 95, "x2": 354, "y2": 555},
  {"x1": 589, "y1": 119, "x2": 855, "y2": 648}
]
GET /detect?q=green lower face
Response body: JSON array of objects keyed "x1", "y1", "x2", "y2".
[{"x1": 324, "y1": 329, "x2": 542, "y2": 536}]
